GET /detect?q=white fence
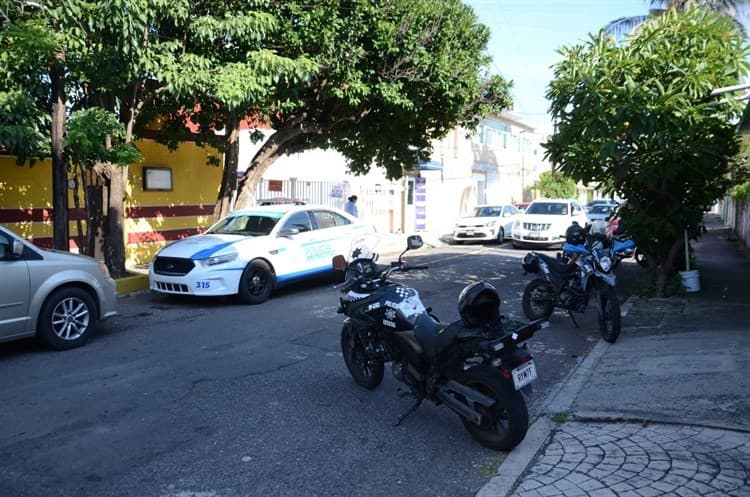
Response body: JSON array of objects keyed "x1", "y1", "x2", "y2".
[{"x1": 256, "y1": 178, "x2": 402, "y2": 233}]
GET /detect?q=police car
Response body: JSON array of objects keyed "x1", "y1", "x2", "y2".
[{"x1": 149, "y1": 204, "x2": 375, "y2": 304}]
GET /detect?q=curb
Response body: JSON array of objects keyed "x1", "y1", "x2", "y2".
[
  {"x1": 115, "y1": 272, "x2": 150, "y2": 296},
  {"x1": 475, "y1": 338, "x2": 611, "y2": 497}
]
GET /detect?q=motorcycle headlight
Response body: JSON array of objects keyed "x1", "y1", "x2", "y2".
[
  {"x1": 599, "y1": 256, "x2": 612, "y2": 272},
  {"x1": 200, "y1": 251, "x2": 238, "y2": 266}
]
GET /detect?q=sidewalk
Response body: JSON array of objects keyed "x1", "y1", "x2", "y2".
[
  {"x1": 376, "y1": 230, "x2": 450, "y2": 255},
  {"x1": 478, "y1": 213, "x2": 750, "y2": 497}
]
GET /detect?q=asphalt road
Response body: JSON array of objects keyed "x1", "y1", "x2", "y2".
[{"x1": 0, "y1": 243, "x2": 644, "y2": 497}]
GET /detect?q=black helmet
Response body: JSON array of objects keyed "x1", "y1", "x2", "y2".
[
  {"x1": 565, "y1": 222, "x2": 586, "y2": 245},
  {"x1": 458, "y1": 281, "x2": 501, "y2": 328}
]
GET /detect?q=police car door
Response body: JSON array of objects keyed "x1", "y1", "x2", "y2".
[{"x1": 272, "y1": 210, "x2": 319, "y2": 282}]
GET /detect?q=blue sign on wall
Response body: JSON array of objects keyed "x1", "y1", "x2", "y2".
[{"x1": 415, "y1": 177, "x2": 426, "y2": 231}]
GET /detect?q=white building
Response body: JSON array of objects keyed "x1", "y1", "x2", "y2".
[{"x1": 242, "y1": 112, "x2": 550, "y2": 235}]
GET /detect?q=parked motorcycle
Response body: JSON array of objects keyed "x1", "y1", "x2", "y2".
[
  {"x1": 333, "y1": 234, "x2": 548, "y2": 451},
  {"x1": 521, "y1": 223, "x2": 635, "y2": 343}
]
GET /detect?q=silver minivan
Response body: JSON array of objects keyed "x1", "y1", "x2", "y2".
[{"x1": 0, "y1": 225, "x2": 118, "y2": 350}]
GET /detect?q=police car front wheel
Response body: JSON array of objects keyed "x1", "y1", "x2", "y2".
[{"x1": 238, "y1": 260, "x2": 275, "y2": 304}]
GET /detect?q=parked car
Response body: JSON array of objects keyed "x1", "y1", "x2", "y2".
[
  {"x1": 514, "y1": 202, "x2": 530, "y2": 212},
  {"x1": 0, "y1": 225, "x2": 118, "y2": 350},
  {"x1": 452, "y1": 204, "x2": 521, "y2": 244},
  {"x1": 510, "y1": 198, "x2": 590, "y2": 249},
  {"x1": 586, "y1": 203, "x2": 618, "y2": 222},
  {"x1": 584, "y1": 199, "x2": 618, "y2": 213},
  {"x1": 149, "y1": 204, "x2": 376, "y2": 304}
]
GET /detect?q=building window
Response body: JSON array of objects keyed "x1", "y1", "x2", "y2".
[{"x1": 143, "y1": 167, "x2": 173, "y2": 191}]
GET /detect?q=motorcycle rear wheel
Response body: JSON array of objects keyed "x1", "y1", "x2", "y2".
[
  {"x1": 455, "y1": 365, "x2": 528, "y2": 451},
  {"x1": 340, "y1": 324, "x2": 384, "y2": 389},
  {"x1": 522, "y1": 279, "x2": 555, "y2": 320},
  {"x1": 596, "y1": 284, "x2": 621, "y2": 343}
]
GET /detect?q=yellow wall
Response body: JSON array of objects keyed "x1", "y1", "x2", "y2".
[
  {"x1": 126, "y1": 140, "x2": 222, "y2": 265},
  {"x1": 0, "y1": 139, "x2": 222, "y2": 266},
  {"x1": 0, "y1": 158, "x2": 83, "y2": 241}
]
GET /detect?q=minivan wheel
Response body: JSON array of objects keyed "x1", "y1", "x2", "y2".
[{"x1": 37, "y1": 287, "x2": 98, "y2": 350}]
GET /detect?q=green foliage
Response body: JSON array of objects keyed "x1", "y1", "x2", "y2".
[
  {"x1": 138, "y1": 0, "x2": 316, "y2": 154},
  {"x1": 0, "y1": 12, "x2": 57, "y2": 161},
  {"x1": 631, "y1": 273, "x2": 687, "y2": 298},
  {"x1": 544, "y1": 8, "x2": 748, "y2": 295},
  {"x1": 534, "y1": 170, "x2": 576, "y2": 198},
  {"x1": 266, "y1": 0, "x2": 512, "y2": 179},
  {"x1": 552, "y1": 412, "x2": 568, "y2": 424},
  {"x1": 65, "y1": 108, "x2": 142, "y2": 169},
  {"x1": 733, "y1": 181, "x2": 750, "y2": 201}
]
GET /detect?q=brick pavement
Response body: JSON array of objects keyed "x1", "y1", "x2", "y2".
[
  {"x1": 477, "y1": 214, "x2": 750, "y2": 497},
  {"x1": 513, "y1": 422, "x2": 750, "y2": 497}
]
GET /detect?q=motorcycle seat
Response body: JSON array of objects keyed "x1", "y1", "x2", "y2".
[
  {"x1": 537, "y1": 252, "x2": 577, "y2": 276},
  {"x1": 415, "y1": 318, "x2": 491, "y2": 358}
]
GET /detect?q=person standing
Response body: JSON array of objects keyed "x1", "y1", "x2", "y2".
[{"x1": 344, "y1": 195, "x2": 358, "y2": 217}]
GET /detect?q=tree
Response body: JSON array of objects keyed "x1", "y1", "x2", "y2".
[
  {"x1": 65, "y1": 108, "x2": 142, "y2": 256},
  {"x1": 533, "y1": 170, "x2": 576, "y2": 199},
  {"x1": 221, "y1": 0, "x2": 511, "y2": 212},
  {"x1": 0, "y1": 1, "x2": 81, "y2": 250},
  {"x1": 137, "y1": 0, "x2": 316, "y2": 221},
  {"x1": 545, "y1": 8, "x2": 749, "y2": 296},
  {"x1": 606, "y1": 0, "x2": 750, "y2": 35}
]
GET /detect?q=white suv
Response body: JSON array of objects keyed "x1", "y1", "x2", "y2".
[{"x1": 510, "y1": 198, "x2": 590, "y2": 249}]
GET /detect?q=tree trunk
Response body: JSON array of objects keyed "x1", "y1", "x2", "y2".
[
  {"x1": 50, "y1": 65, "x2": 69, "y2": 250},
  {"x1": 233, "y1": 127, "x2": 304, "y2": 210},
  {"x1": 85, "y1": 168, "x2": 104, "y2": 260},
  {"x1": 103, "y1": 164, "x2": 129, "y2": 278},
  {"x1": 214, "y1": 120, "x2": 240, "y2": 221},
  {"x1": 651, "y1": 234, "x2": 684, "y2": 297},
  {"x1": 100, "y1": 82, "x2": 141, "y2": 277}
]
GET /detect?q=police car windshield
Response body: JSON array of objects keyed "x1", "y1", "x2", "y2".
[{"x1": 206, "y1": 215, "x2": 279, "y2": 236}]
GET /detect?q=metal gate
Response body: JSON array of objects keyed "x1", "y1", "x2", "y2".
[
  {"x1": 256, "y1": 178, "x2": 350, "y2": 209},
  {"x1": 256, "y1": 178, "x2": 401, "y2": 233}
]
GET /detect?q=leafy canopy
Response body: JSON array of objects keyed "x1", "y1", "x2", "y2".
[
  {"x1": 534, "y1": 170, "x2": 577, "y2": 199},
  {"x1": 248, "y1": 0, "x2": 512, "y2": 179},
  {"x1": 545, "y1": 8, "x2": 749, "y2": 291}
]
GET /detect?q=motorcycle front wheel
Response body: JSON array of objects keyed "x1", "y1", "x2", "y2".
[
  {"x1": 340, "y1": 324, "x2": 384, "y2": 389},
  {"x1": 522, "y1": 279, "x2": 555, "y2": 320},
  {"x1": 596, "y1": 283, "x2": 621, "y2": 343},
  {"x1": 455, "y1": 365, "x2": 529, "y2": 451}
]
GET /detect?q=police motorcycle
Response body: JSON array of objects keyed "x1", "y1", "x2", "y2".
[
  {"x1": 520, "y1": 222, "x2": 635, "y2": 343},
  {"x1": 332, "y1": 234, "x2": 549, "y2": 451}
]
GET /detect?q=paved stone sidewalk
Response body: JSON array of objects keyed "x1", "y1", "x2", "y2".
[{"x1": 513, "y1": 422, "x2": 750, "y2": 497}]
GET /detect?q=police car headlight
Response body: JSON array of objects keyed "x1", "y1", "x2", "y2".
[
  {"x1": 201, "y1": 252, "x2": 238, "y2": 266},
  {"x1": 599, "y1": 256, "x2": 612, "y2": 272}
]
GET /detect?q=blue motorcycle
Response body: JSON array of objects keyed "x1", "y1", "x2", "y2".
[{"x1": 520, "y1": 227, "x2": 634, "y2": 343}]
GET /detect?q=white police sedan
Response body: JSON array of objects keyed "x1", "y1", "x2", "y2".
[{"x1": 149, "y1": 204, "x2": 375, "y2": 304}]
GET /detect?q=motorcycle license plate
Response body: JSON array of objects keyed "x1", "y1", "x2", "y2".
[{"x1": 512, "y1": 360, "x2": 537, "y2": 390}]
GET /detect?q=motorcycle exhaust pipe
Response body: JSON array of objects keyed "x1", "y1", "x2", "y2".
[{"x1": 436, "y1": 380, "x2": 496, "y2": 426}]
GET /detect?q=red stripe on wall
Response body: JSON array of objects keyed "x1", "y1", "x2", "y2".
[
  {"x1": 0, "y1": 204, "x2": 211, "y2": 223},
  {"x1": 27, "y1": 230, "x2": 198, "y2": 249},
  {"x1": 0, "y1": 207, "x2": 88, "y2": 223},
  {"x1": 126, "y1": 204, "x2": 214, "y2": 218},
  {"x1": 24, "y1": 236, "x2": 80, "y2": 250},
  {"x1": 127, "y1": 227, "x2": 206, "y2": 245}
]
